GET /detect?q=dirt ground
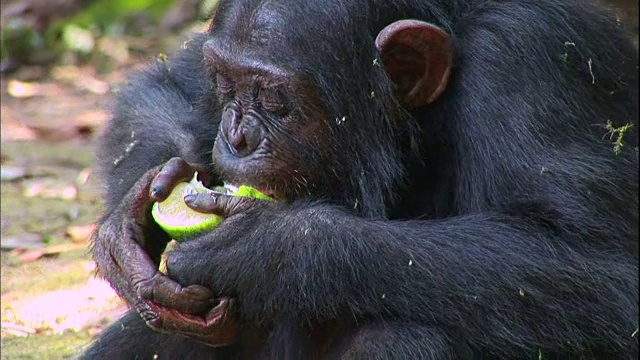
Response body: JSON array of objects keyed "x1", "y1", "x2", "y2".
[
  {"x1": 0, "y1": 21, "x2": 209, "y2": 358},
  {"x1": 1, "y1": 65, "x2": 128, "y2": 359}
]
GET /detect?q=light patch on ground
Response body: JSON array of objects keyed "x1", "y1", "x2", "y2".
[{"x1": 2, "y1": 276, "x2": 125, "y2": 336}]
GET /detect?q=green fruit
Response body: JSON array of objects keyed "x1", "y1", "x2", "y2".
[
  {"x1": 233, "y1": 185, "x2": 273, "y2": 200},
  {"x1": 151, "y1": 172, "x2": 271, "y2": 241}
]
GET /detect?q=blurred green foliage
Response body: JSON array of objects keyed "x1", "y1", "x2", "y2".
[
  {"x1": 66, "y1": 0, "x2": 176, "y2": 33},
  {"x1": 0, "y1": 0, "x2": 190, "y2": 71}
]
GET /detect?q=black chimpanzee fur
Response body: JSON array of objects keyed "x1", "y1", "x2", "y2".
[{"x1": 83, "y1": 0, "x2": 638, "y2": 359}]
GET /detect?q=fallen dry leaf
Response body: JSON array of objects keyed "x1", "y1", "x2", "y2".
[
  {"x1": 19, "y1": 249, "x2": 47, "y2": 263},
  {"x1": 23, "y1": 179, "x2": 78, "y2": 200},
  {"x1": 42, "y1": 243, "x2": 87, "y2": 254},
  {"x1": 79, "y1": 78, "x2": 110, "y2": 95},
  {"x1": 13, "y1": 242, "x2": 88, "y2": 262},
  {"x1": 7, "y1": 80, "x2": 41, "y2": 98},
  {"x1": 76, "y1": 167, "x2": 93, "y2": 186},
  {"x1": 66, "y1": 224, "x2": 97, "y2": 243},
  {"x1": 74, "y1": 110, "x2": 109, "y2": 129},
  {"x1": 50, "y1": 65, "x2": 110, "y2": 94},
  {"x1": 0, "y1": 105, "x2": 39, "y2": 141}
]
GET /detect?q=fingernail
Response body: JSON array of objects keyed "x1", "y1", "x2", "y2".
[
  {"x1": 184, "y1": 194, "x2": 196, "y2": 204},
  {"x1": 150, "y1": 186, "x2": 162, "y2": 198}
]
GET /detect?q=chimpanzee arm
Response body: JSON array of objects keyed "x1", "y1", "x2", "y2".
[
  {"x1": 93, "y1": 32, "x2": 215, "y2": 287},
  {"x1": 96, "y1": 33, "x2": 217, "y2": 213},
  {"x1": 79, "y1": 309, "x2": 237, "y2": 360},
  {"x1": 90, "y1": 34, "x2": 241, "y2": 345},
  {"x1": 167, "y1": 188, "x2": 638, "y2": 357}
]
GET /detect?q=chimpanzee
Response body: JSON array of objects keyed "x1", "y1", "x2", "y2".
[{"x1": 81, "y1": 0, "x2": 639, "y2": 358}]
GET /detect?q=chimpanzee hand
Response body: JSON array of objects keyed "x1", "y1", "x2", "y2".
[
  {"x1": 164, "y1": 186, "x2": 290, "y2": 323},
  {"x1": 91, "y1": 157, "x2": 238, "y2": 346}
]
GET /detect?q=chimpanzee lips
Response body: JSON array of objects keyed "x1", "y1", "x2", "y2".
[{"x1": 223, "y1": 183, "x2": 280, "y2": 200}]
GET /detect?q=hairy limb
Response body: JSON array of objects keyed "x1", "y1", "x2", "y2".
[
  {"x1": 89, "y1": 31, "x2": 240, "y2": 344},
  {"x1": 92, "y1": 158, "x2": 238, "y2": 346},
  {"x1": 92, "y1": 163, "x2": 213, "y2": 311},
  {"x1": 80, "y1": 309, "x2": 237, "y2": 359},
  {"x1": 166, "y1": 199, "x2": 638, "y2": 357},
  {"x1": 329, "y1": 322, "x2": 463, "y2": 360}
]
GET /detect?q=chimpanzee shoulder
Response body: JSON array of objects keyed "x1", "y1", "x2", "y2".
[{"x1": 95, "y1": 33, "x2": 218, "y2": 211}]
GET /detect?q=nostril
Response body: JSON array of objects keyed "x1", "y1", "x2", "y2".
[
  {"x1": 222, "y1": 109, "x2": 263, "y2": 157},
  {"x1": 228, "y1": 125, "x2": 262, "y2": 157},
  {"x1": 229, "y1": 128, "x2": 248, "y2": 153}
]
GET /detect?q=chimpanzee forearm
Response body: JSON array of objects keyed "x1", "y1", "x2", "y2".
[
  {"x1": 198, "y1": 203, "x2": 637, "y2": 356},
  {"x1": 93, "y1": 34, "x2": 216, "y2": 269},
  {"x1": 79, "y1": 309, "x2": 236, "y2": 360},
  {"x1": 88, "y1": 34, "x2": 243, "y2": 342}
]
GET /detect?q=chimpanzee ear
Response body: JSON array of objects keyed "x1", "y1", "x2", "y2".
[{"x1": 375, "y1": 20, "x2": 453, "y2": 108}]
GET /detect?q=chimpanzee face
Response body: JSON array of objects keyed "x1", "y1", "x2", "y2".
[
  {"x1": 204, "y1": 34, "x2": 329, "y2": 201},
  {"x1": 205, "y1": 0, "x2": 453, "y2": 209}
]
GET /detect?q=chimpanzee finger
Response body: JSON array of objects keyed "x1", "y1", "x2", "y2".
[
  {"x1": 183, "y1": 192, "x2": 256, "y2": 217},
  {"x1": 149, "y1": 157, "x2": 197, "y2": 200},
  {"x1": 145, "y1": 297, "x2": 239, "y2": 347},
  {"x1": 149, "y1": 158, "x2": 216, "y2": 202}
]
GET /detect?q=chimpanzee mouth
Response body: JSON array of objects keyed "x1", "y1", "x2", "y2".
[
  {"x1": 222, "y1": 182, "x2": 280, "y2": 200},
  {"x1": 222, "y1": 183, "x2": 239, "y2": 194}
]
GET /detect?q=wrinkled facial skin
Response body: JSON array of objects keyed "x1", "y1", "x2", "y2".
[
  {"x1": 203, "y1": 32, "x2": 331, "y2": 203},
  {"x1": 202, "y1": 1, "x2": 411, "y2": 218}
]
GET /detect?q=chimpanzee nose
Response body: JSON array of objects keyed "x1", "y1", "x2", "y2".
[
  {"x1": 223, "y1": 107, "x2": 262, "y2": 157},
  {"x1": 229, "y1": 125, "x2": 261, "y2": 156}
]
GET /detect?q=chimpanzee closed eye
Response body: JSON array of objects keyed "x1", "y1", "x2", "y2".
[{"x1": 83, "y1": 0, "x2": 638, "y2": 359}]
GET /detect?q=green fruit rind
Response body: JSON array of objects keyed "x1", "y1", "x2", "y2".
[
  {"x1": 151, "y1": 173, "x2": 223, "y2": 241},
  {"x1": 234, "y1": 185, "x2": 273, "y2": 200},
  {"x1": 151, "y1": 172, "x2": 272, "y2": 241},
  {"x1": 152, "y1": 202, "x2": 223, "y2": 241}
]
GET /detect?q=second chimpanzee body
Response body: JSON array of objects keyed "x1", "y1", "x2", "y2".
[{"x1": 83, "y1": 0, "x2": 638, "y2": 359}]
